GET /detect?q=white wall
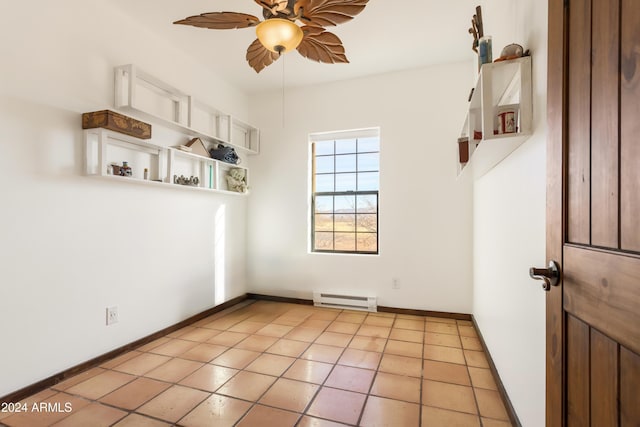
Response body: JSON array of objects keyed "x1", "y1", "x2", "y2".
[
  {"x1": 472, "y1": 1, "x2": 548, "y2": 425},
  {"x1": 247, "y1": 63, "x2": 474, "y2": 313},
  {"x1": 0, "y1": 1, "x2": 249, "y2": 397}
]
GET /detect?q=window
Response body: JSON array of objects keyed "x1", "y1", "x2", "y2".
[{"x1": 311, "y1": 129, "x2": 380, "y2": 254}]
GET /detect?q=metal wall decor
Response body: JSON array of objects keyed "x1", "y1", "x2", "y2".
[{"x1": 173, "y1": 175, "x2": 200, "y2": 186}]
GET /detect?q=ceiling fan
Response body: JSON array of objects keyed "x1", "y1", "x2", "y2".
[{"x1": 174, "y1": 0, "x2": 369, "y2": 73}]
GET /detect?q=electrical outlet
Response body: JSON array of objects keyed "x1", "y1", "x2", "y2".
[
  {"x1": 392, "y1": 278, "x2": 400, "y2": 289},
  {"x1": 106, "y1": 306, "x2": 119, "y2": 325}
]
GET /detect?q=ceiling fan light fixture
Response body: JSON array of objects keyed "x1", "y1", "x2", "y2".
[{"x1": 256, "y1": 18, "x2": 303, "y2": 54}]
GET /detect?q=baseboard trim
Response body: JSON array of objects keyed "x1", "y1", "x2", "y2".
[
  {"x1": 0, "y1": 294, "x2": 248, "y2": 405},
  {"x1": 247, "y1": 293, "x2": 314, "y2": 306},
  {"x1": 471, "y1": 315, "x2": 522, "y2": 427},
  {"x1": 378, "y1": 306, "x2": 472, "y2": 320}
]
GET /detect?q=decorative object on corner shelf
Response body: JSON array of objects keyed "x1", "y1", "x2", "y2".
[
  {"x1": 82, "y1": 110, "x2": 151, "y2": 139},
  {"x1": 494, "y1": 43, "x2": 525, "y2": 62},
  {"x1": 144, "y1": 168, "x2": 149, "y2": 180},
  {"x1": 173, "y1": 0, "x2": 369, "y2": 73},
  {"x1": 497, "y1": 107, "x2": 518, "y2": 134},
  {"x1": 478, "y1": 35, "x2": 492, "y2": 70},
  {"x1": 210, "y1": 144, "x2": 240, "y2": 165},
  {"x1": 468, "y1": 5, "x2": 484, "y2": 53},
  {"x1": 226, "y1": 168, "x2": 247, "y2": 193},
  {"x1": 458, "y1": 137, "x2": 470, "y2": 164},
  {"x1": 185, "y1": 138, "x2": 209, "y2": 157},
  {"x1": 177, "y1": 145, "x2": 193, "y2": 152},
  {"x1": 120, "y1": 161, "x2": 132, "y2": 177},
  {"x1": 173, "y1": 175, "x2": 200, "y2": 186}
]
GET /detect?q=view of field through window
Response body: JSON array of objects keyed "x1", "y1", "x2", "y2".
[{"x1": 311, "y1": 132, "x2": 380, "y2": 254}]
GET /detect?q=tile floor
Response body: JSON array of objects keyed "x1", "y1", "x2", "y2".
[{"x1": 0, "y1": 301, "x2": 513, "y2": 426}]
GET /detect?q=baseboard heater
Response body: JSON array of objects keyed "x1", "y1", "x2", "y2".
[{"x1": 312, "y1": 291, "x2": 377, "y2": 312}]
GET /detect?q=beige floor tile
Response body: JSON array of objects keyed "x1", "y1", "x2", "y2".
[
  {"x1": 397, "y1": 314, "x2": 428, "y2": 320},
  {"x1": 349, "y1": 336, "x2": 388, "y2": 352},
  {"x1": 0, "y1": 388, "x2": 57, "y2": 421},
  {"x1": 236, "y1": 404, "x2": 300, "y2": 427},
  {"x1": 285, "y1": 326, "x2": 324, "y2": 342},
  {"x1": 178, "y1": 394, "x2": 251, "y2": 427},
  {"x1": 356, "y1": 325, "x2": 391, "y2": 339},
  {"x1": 389, "y1": 328, "x2": 424, "y2": 344},
  {"x1": 461, "y1": 336, "x2": 483, "y2": 351},
  {"x1": 148, "y1": 339, "x2": 199, "y2": 357},
  {"x1": 177, "y1": 327, "x2": 220, "y2": 342},
  {"x1": 325, "y1": 365, "x2": 375, "y2": 393},
  {"x1": 259, "y1": 378, "x2": 319, "y2": 412},
  {"x1": 385, "y1": 340, "x2": 423, "y2": 358},
  {"x1": 52, "y1": 367, "x2": 107, "y2": 391},
  {"x1": 424, "y1": 332, "x2": 462, "y2": 348},
  {"x1": 422, "y1": 380, "x2": 477, "y2": 415},
  {"x1": 202, "y1": 317, "x2": 243, "y2": 330},
  {"x1": 111, "y1": 352, "x2": 172, "y2": 376},
  {"x1": 137, "y1": 385, "x2": 209, "y2": 423},
  {"x1": 228, "y1": 320, "x2": 268, "y2": 334},
  {"x1": 99, "y1": 377, "x2": 171, "y2": 410},
  {"x1": 394, "y1": 318, "x2": 425, "y2": 331},
  {"x1": 423, "y1": 360, "x2": 471, "y2": 386},
  {"x1": 338, "y1": 348, "x2": 381, "y2": 370},
  {"x1": 297, "y1": 415, "x2": 349, "y2": 427},
  {"x1": 255, "y1": 323, "x2": 294, "y2": 338},
  {"x1": 52, "y1": 402, "x2": 127, "y2": 427},
  {"x1": 245, "y1": 353, "x2": 296, "y2": 376},
  {"x1": 216, "y1": 371, "x2": 276, "y2": 401},
  {"x1": 272, "y1": 316, "x2": 305, "y2": 326},
  {"x1": 370, "y1": 372, "x2": 421, "y2": 403},
  {"x1": 143, "y1": 358, "x2": 203, "y2": 383},
  {"x1": 307, "y1": 310, "x2": 340, "y2": 321},
  {"x1": 315, "y1": 331, "x2": 353, "y2": 348},
  {"x1": 1, "y1": 393, "x2": 90, "y2": 427},
  {"x1": 283, "y1": 359, "x2": 334, "y2": 384},
  {"x1": 474, "y1": 388, "x2": 509, "y2": 420},
  {"x1": 307, "y1": 387, "x2": 367, "y2": 425},
  {"x1": 326, "y1": 321, "x2": 361, "y2": 335},
  {"x1": 335, "y1": 312, "x2": 367, "y2": 324},
  {"x1": 458, "y1": 325, "x2": 478, "y2": 338},
  {"x1": 360, "y1": 396, "x2": 420, "y2": 427},
  {"x1": 266, "y1": 338, "x2": 310, "y2": 357},
  {"x1": 425, "y1": 322, "x2": 459, "y2": 335},
  {"x1": 137, "y1": 338, "x2": 172, "y2": 353},
  {"x1": 422, "y1": 405, "x2": 481, "y2": 427},
  {"x1": 211, "y1": 348, "x2": 261, "y2": 369},
  {"x1": 100, "y1": 351, "x2": 141, "y2": 369},
  {"x1": 207, "y1": 331, "x2": 250, "y2": 346},
  {"x1": 378, "y1": 354, "x2": 423, "y2": 377},
  {"x1": 66, "y1": 370, "x2": 135, "y2": 400},
  {"x1": 112, "y1": 413, "x2": 171, "y2": 426},
  {"x1": 468, "y1": 367, "x2": 498, "y2": 390},
  {"x1": 464, "y1": 350, "x2": 490, "y2": 368},
  {"x1": 178, "y1": 364, "x2": 238, "y2": 392},
  {"x1": 301, "y1": 344, "x2": 344, "y2": 364},
  {"x1": 300, "y1": 319, "x2": 332, "y2": 329},
  {"x1": 178, "y1": 343, "x2": 228, "y2": 362},
  {"x1": 234, "y1": 334, "x2": 278, "y2": 352},
  {"x1": 364, "y1": 315, "x2": 395, "y2": 327},
  {"x1": 425, "y1": 317, "x2": 458, "y2": 324},
  {"x1": 167, "y1": 326, "x2": 197, "y2": 338},
  {"x1": 424, "y1": 344, "x2": 466, "y2": 365},
  {"x1": 481, "y1": 417, "x2": 513, "y2": 426}
]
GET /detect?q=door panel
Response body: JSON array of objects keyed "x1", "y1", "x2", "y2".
[
  {"x1": 620, "y1": 347, "x2": 640, "y2": 425},
  {"x1": 566, "y1": 315, "x2": 589, "y2": 426},
  {"x1": 590, "y1": 329, "x2": 618, "y2": 427}
]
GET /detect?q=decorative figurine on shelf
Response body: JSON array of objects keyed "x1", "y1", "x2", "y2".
[
  {"x1": 494, "y1": 43, "x2": 528, "y2": 62},
  {"x1": 173, "y1": 175, "x2": 200, "y2": 186},
  {"x1": 226, "y1": 168, "x2": 247, "y2": 193},
  {"x1": 121, "y1": 161, "x2": 132, "y2": 177},
  {"x1": 468, "y1": 6, "x2": 484, "y2": 53}
]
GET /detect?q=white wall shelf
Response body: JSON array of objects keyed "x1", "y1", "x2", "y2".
[
  {"x1": 114, "y1": 64, "x2": 259, "y2": 155},
  {"x1": 457, "y1": 56, "x2": 532, "y2": 179},
  {"x1": 84, "y1": 128, "x2": 249, "y2": 195}
]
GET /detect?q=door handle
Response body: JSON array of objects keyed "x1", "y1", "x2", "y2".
[{"x1": 529, "y1": 260, "x2": 561, "y2": 291}]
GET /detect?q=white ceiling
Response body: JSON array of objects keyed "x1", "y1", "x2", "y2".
[{"x1": 110, "y1": 0, "x2": 481, "y2": 94}]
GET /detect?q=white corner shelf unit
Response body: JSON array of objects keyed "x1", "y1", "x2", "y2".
[
  {"x1": 457, "y1": 56, "x2": 532, "y2": 179},
  {"x1": 114, "y1": 64, "x2": 260, "y2": 155},
  {"x1": 84, "y1": 128, "x2": 249, "y2": 195}
]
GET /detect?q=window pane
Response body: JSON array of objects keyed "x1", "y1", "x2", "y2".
[
  {"x1": 315, "y1": 156, "x2": 334, "y2": 173},
  {"x1": 335, "y1": 173, "x2": 357, "y2": 191},
  {"x1": 315, "y1": 140, "x2": 334, "y2": 155},
  {"x1": 314, "y1": 232, "x2": 334, "y2": 250},
  {"x1": 335, "y1": 214, "x2": 356, "y2": 232},
  {"x1": 315, "y1": 174, "x2": 334, "y2": 192},
  {"x1": 358, "y1": 172, "x2": 379, "y2": 191},
  {"x1": 356, "y1": 194, "x2": 377, "y2": 213},
  {"x1": 356, "y1": 233, "x2": 377, "y2": 252},
  {"x1": 314, "y1": 214, "x2": 333, "y2": 231},
  {"x1": 357, "y1": 214, "x2": 377, "y2": 232},
  {"x1": 335, "y1": 195, "x2": 356, "y2": 213},
  {"x1": 335, "y1": 232, "x2": 356, "y2": 251},
  {"x1": 335, "y1": 154, "x2": 356, "y2": 173},
  {"x1": 335, "y1": 139, "x2": 357, "y2": 154},
  {"x1": 358, "y1": 153, "x2": 379, "y2": 172},
  {"x1": 315, "y1": 195, "x2": 334, "y2": 213},
  {"x1": 358, "y1": 137, "x2": 380, "y2": 153}
]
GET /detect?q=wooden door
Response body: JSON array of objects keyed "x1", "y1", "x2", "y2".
[{"x1": 547, "y1": 0, "x2": 640, "y2": 425}]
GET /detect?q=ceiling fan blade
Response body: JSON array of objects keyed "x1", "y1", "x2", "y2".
[
  {"x1": 246, "y1": 39, "x2": 280, "y2": 73},
  {"x1": 174, "y1": 12, "x2": 260, "y2": 30},
  {"x1": 297, "y1": 27, "x2": 348, "y2": 64},
  {"x1": 294, "y1": 0, "x2": 369, "y2": 27}
]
